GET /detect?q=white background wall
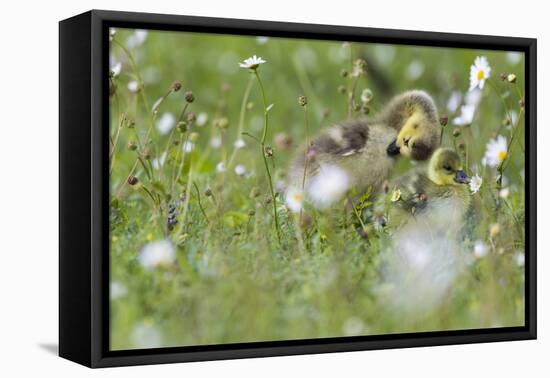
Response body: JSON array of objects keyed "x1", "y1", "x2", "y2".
[{"x1": 0, "y1": 0, "x2": 546, "y2": 376}]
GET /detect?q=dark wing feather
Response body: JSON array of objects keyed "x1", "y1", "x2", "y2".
[{"x1": 310, "y1": 121, "x2": 369, "y2": 157}]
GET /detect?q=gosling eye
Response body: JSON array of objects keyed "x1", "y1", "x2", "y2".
[
  {"x1": 403, "y1": 137, "x2": 410, "y2": 147},
  {"x1": 413, "y1": 123, "x2": 419, "y2": 130},
  {"x1": 443, "y1": 164, "x2": 453, "y2": 172}
]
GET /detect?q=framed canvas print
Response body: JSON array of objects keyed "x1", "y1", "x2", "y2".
[{"x1": 59, "y1": 10, "x2": 537, "y2": 368}]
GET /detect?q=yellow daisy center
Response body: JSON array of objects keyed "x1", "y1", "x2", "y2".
[
  {"x1": 292, "y1": 192, "x2": 303, "y2": 203},
  {"x1": 477, "y1": 69, "x2": 485, "y2": 81},
  {"x1": 498, "y1": 150, "x2": 507, "y2": 161}
]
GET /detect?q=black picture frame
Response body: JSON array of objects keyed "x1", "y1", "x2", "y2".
[{"x1": 59, "y1": 9, "x2": 537, "y2": 368}]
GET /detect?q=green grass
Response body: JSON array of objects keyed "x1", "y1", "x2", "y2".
[{"x1": 108, "y1": 28, "x2": 525, "y2": 350}]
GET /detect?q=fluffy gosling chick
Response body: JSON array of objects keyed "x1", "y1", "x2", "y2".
[
  {"x1": 287, "y1": 90, "x2": 441, "y2": 206},
  {"x1": 381, "y1": 90, "x2": 441, "y2": 161},
  {"x1": 387, "y1": 148, "x2": 471, "y2": 231}
]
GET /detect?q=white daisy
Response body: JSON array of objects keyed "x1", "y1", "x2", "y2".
[
  {"x1": 469, "y1": 56, "x2": 491, "y2": 91},
  {"x1": 234, "y1": 138, "x2": 246, "y2": 149},
  {"x1": 506, "y1": 52, "x2": 522, "y2": 65},
  {"x1": 306, "y1": 165, "x2": 350, "y2": 209},
  {"x1": 473, "y1": 240, "x2": 488, "y2": 258},
  {"x1": 234, "y1": 164, "x2": 247, "y2": 176},
  {"x1": 515, "y1": 251, "x2": 525, "y2": 267},
  {"x1": 446, "y1": 91, "x2": 462, "y2": 113},
  {"x1": 196, "y1": 112, "x2": 209, "y2": 127},
  {"x1": 210, "y1": 136, "x2": 222, "y2": 149},
  {"x1": 131, "y1": 322, "x2": 163, "y2": 349},
  {"x1": 499, "y1": 187, "x2": 510, "y2": 199},
  {"x1": 465, "y1": 88, "x2": 483, "y2": 107},
  {"x1": 342, "y1": 317, "x2": 365, "y2": 337},
  {"x1": 239, "y1": 55, "x2": 266, "y2": 70},
  {"x1": 452, "y1": 104, "x2": 476, "y2": 126},
  {"x1": 142, "y1": 66, "x2": 160, "y2": 85},
  {"x1": 152, "y1": 152, "x2": 167, "y2": 170},
  {"x1": 110, "y1": 61, "x2": 121, "y2": 77},
  {"x1": 482, "y1": 135, "x2": 507, "y2": 167},
  {"x1": 126, "y1": 29, "x2": 148, "y2": 49},
  {"x1": 182, "y1": 141, "x2": 195, "y2": 153},
  {"x1": 138, "y1": 239, "x2": 175, "y2": 270},
  {"x1": 110, "y1": 281, "x2": 128, "y2": 300},
  {"x1": 285, "y1": 187, "x2": 304, "y2": 213},
  {"x1": 215, "y1": 162, "x2": 226, "y2": 173},
  {"x1": 127, "y1": 80, "x2": 139, "y2": 93},
  {"x1": 469, "y1": 174, "x2": 483, "y2": 194},
  {"x1": 406, "y1": 60, "x2": 425, "y2": 81},
  {"x1": 256, "y1": 36, "x2": 269, "y2": 45},
  {"x1": 155, "y1": 113, "x2": 175, "y2": 135}
]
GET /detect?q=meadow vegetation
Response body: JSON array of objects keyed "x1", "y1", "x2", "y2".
[{"x1": 108, "y1": 28, "x2": 526, "y2": 350}]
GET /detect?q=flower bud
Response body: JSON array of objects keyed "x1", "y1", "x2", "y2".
[
  {"x1": 171, "y1": 80, "x2": 182, "y2": 92},
  {"x1": 353, "y1": 58, "x2": 368, "y2": 76},
  {"x1": 186, "y1": 112, "x2": 196, "y2": 123},
  {"x1": 127, "y1": 175, "x2": 138, "y2": 185},
  {"x1": 215, "y1": 117, "x2": 229, "y2": 129},
  {"x1": 297, "y1": 95, "x2": 308, "y2": 107},
  {"x1": 264, "y1": 146, "x2": 274, "y2": 157},
  {"x1": 204, "y1": 188, "x2": 213, "y2": 197},
  {"x1": 340, "y1": 69, "x2": 348, "y2": 78},
  {"x1": 507, "y1": 73, "x2": 517, "y2": 83},
  {"x1": 184, "y1": 91, "x2": 195, "y2": 103},
  {"x1": 189, "y1": 132, "x2": 200, "y2": 142},
  {"x1": 127, "y1": 141, "x2": 137, "y2": 151},
  {"x1": 360, "y1": 88, "x2": 373, "y2": 104},
  {"x1": 452, "y1": 128, "x2": 461, "y2": 137},
  {"x1": 440, "y1": 114, "x2": 449, "y2": 126},
  {"x1": 250, "y1": 187, "x2": 261, "y2": 198},
  {"x1": 338, "y1": 85, "x2": 346, "y2": 94},
  {"x1": 177, "y1": 121, "x2": 188, "y2": 133}
]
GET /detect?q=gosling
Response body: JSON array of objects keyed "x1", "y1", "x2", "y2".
[
  {"x1": 287, "y1": 90, "x2": 441, "y2": 204},
  {"x1": 386, "y1": 147, "x2": 471, "y2": 232}
]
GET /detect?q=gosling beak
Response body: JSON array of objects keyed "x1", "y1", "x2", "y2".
[
  {"x1": 454, "y1": 170, "x2": 470, "y2": 184},
  {"x1": 387, "y1": 139, "x2": 400, "y2": 156}
]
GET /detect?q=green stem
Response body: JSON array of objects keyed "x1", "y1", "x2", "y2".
[
  {"x1": 228, "y1": 76, "x2": 254, "y2": 168},
  {"x1": 502, "y1": 108, "x2": 524, "y2": 171},
  {"x1": 301, "y1": 104, "x2": 310, "y2": 190},
  {"x1": 299, "y1": 103, "x2": 310, "y2": 227},
  {"x1": 488, "y1": 79, "x2": 513, "y2": 135},
  {"x1": 352, "y1": 202, "x2": 367, "y2": 231},
  {"x1": 112, "y1": 38, "x2": 150, "y2": 112},
  {"x1": 192, "y1": 182, "x2": 209, "y2": 224},
  {"x1": 253, "y1": 71, "x2": 282, "y2": 244}
]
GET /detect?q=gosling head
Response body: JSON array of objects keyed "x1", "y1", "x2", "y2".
[
  {"x1": 427, "y1": 148, "x2": 470, "y2": 186},
  {"x1": 384, "y1": 90, "x2": 441, "y2": 161}
]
